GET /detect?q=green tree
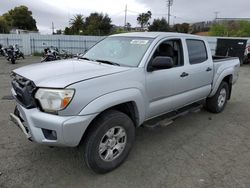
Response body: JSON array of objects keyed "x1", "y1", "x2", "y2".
[
  {"x1": 209, "y1": 20, "x2": 250, "y2": 37},
  {"x1": 126, "y1": 22, "x2": 131, "y2": 31},
  {"x1": 148, "y1": 18, "x2": 170, "y2": 32},
  {"x1": 2, "y1": 5, "x2": 38, "y2": 31},
  {"x1": 0, "y1": 16, "x2": 9, "y2": 33},
  {"x1": 209, "y1": 23, "x2": 227, "y2": 36},
  {"x1": 69, "y1": 14, "x2": 85, "y2": 35},
  {"x1": 85, "y1": 12, "x2": 112, "y2": 35},
  {"x1": 237, "y1": 21, "x2": 250, "y2": 37},
  {"x1": 55, "y1": 29, "x2": 62, "y2": 35},
  {"x1": 64, "y1": 27, "x2": 72, "y2": 35},
  {"x1": 172, "y1": 23, "x2": 190, "y2": 33},
  {"x1": 137, "y1": 11, "x2": 152, "y2": 29}
]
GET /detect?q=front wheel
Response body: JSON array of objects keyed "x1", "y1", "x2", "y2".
[
  {"x1": 11, "y1": 58, "x2": 16, "y2": 64},
  {"x1": 206, "y1": 81, "x2": 229, "y2": 113},
  {"x1": 80, "y1": 110, "x2": 135, "y2": 174}
]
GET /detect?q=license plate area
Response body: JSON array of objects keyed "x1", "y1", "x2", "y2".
[{"x1": 10, "y1": 106, "x2": 31, "y2": 139}]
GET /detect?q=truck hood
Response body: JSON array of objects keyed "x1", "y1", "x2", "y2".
[{"x1": 13, "y1": 59, "x2": 130, "y2": 88}]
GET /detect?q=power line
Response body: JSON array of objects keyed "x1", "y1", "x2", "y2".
[{"x1": 127, "y1": 9, "x2": 140, "y2": 14}]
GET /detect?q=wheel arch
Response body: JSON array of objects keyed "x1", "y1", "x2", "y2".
[
  {"x1": 78, "y1": 88, "x2": 145, "y2": 146},
  {"x1": 222, "y1": 75, "x2": 233, "y2": 100},
  {"x1": 78, "y1": 101, "x2": 140, "y2": 147},
  {"x1": 209, "y1": 72, "x2": 233, "y2": 99}
]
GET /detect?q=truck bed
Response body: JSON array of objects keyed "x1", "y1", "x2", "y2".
[
  {"x1": 210, "y1": 56, "x2": 240, "y2": 97},
  {"x1": 212, "y1": 56, "x2": 239, "y2": 63}
]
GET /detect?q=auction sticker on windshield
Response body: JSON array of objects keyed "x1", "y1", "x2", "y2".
[{"x1": 130, "y1": 40, "x2": 149, "y2": 45}]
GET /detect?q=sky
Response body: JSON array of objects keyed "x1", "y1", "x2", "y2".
[{"x1": 1, "y1": 0, "x2": 249, "y2": 34}]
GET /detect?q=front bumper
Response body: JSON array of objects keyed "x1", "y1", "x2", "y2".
[{"x1": 10, "y1": 104, "x2": 97, "y2": 147}]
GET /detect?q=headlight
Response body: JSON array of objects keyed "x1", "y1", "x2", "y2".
[{"x1": 35, "y1": 88, "x2": 75, "y2": 113}]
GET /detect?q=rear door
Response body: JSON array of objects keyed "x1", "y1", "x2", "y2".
[
  {"x1": 170, "y1": 39, "x2": 213, "y2": 110},
  {"x1": 178, "y1": 39, "x2": 213, "y2": 104}
]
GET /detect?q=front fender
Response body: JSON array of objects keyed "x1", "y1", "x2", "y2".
[{"x1": 79, "y1": 88, "x2": 146, "y2": 125}]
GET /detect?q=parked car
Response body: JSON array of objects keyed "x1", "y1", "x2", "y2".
[
  {"x1": 243, "y1": 44, "x2": 250, "y2": 64},
  {"x1": 10, "y1": 32, "x2": 240, "y2": 173}
]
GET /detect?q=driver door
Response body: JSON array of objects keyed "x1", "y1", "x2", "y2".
[{"x1": 145, "y1": 38, "x2": 192, "y2": 119}]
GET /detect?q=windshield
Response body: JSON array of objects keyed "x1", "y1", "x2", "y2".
[{"x1": 83, "y1": 36, "x2": 153, "y2": 67}]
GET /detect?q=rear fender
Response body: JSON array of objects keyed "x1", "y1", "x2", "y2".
[{"x1": 209, "y1": 68, "x2": 233, "y2": 97}]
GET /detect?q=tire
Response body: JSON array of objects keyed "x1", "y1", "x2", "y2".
[
  {"x1": 243, "y1": 56, "x2": 248, "y2": 64},
  {"x1": 41, "y1": 57, "x2": 47, "y2": 62},
  {"x1": 206, "y1": 81, "x2": 229, "y2": 113},
  {"x1": 80, "y1": 110, "x2": 135, "y2": 174},
  {"x1": 11, "y1": 58, "x2": 15, "y2": 64}
]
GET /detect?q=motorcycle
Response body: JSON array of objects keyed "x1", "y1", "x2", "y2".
[
  {"x1": 61, "y1": 49, "x2": 73, "y2": 59},
  {"x1": 41, "y1": 46, "x2": 61, "y2": 62},
  {"x1": 5, "y1": 45, "x2": 16, "y2": 64},
  {"x1": 0, "y1": 44, "x2": 7, "y2": 57},
  {"x1": 14, "y1": 44, "x2": 25, "y2": 59}
]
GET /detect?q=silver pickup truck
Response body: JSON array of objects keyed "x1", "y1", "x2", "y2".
[{"x1": 10, "y1": 32, "x2": 240, "y2": 173}]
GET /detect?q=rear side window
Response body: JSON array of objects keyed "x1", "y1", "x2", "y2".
[{"x1": 186, "y1": 39, "x2": 208, "y2": 64}]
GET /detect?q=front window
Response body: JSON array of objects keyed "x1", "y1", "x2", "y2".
[{"x1": 83, "y1": 36, "x2": 153, "y2": 67}]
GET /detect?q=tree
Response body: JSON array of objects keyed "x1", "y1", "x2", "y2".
[
  {"x1": 148, "y1": 18, "x2": 170, "y2": 32},
  {"x1": 69, "y1": 14, "x2": 85, "y2": 35},
  {"x1": 85, "y1": 12, "x2": 112, "y2": 35},
  {"x1": 238, "y1": 21, "x2": 250, "y2": 37},
  {"x1": 2, "y1": 5, "x2": 38, "y2": 31},
  {"x1": 209, "y1": 20, "x2": 250, "y2": 37},
  {"x1": 55, "y1": 29, "x2": 62, "y2": 35},
  {"x1": 64, "y1": 12, "x2": 112, "y2": 36},
  {"x1": 209, "y1": 23, "x2": 227, "y2": 36},
  {"x1": 64, "y1": 27, "x2": 72, "y2": 35},
  {"x1": 0, "y1": 16, "x2": 9, "y2": 33},
  {"x1": 172, "y1": 23, "x2": 190, "y2": 33},
  {"x1": 137, "y1": 11, "x2": 152, "y2": 29},
  {"x1": 126, "y1": 22, "x2": 131, "y2": 31}
]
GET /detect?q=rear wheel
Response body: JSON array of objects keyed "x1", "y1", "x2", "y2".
[
  {"x1": 206, "y1": 81, "x2": 229, "y2": 113},
  {"x1": 80, "y1": 110, "x2": 135, "y2": 174}
]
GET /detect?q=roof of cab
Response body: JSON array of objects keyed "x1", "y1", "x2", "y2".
[{"x1": 111, "y1": 32, "x2": 204, "y2": 39}]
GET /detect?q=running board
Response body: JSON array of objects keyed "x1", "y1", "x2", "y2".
[{"x1": 143, "y1": 103, "x2": 203, "y2": 129}]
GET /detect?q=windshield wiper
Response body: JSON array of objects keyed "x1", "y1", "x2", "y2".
[
  {"x1": 78, "y1": 57, "x2": 91, "y2": 61},
  {"x1": 95, "y1": 59, "x2": 120, "y2": 66}
]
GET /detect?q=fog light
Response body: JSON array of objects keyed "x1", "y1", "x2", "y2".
[
  {"x1": 42, "y1": 129, "x2": 57, "y2": 140},
  {"x1": 51, "y1": 130, "x2": 57, "y2": 138}
]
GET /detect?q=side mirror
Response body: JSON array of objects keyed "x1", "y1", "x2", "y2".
[{"x1": 148, "y1": 56, "x2": 174, "y2": 71}]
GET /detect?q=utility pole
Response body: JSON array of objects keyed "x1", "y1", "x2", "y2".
[
  {"x1": 52, "y1": 22, "x2": 55, "y2": 35},
  {"x1": 214, "y1": 11, "x2": 220, "y2": 21},
  {"x1": 167, "y1": 0, "x2": 173, "y2": 25},
  {"x1": 124, "y1": 4, "x2": 127, "y2": 30}
]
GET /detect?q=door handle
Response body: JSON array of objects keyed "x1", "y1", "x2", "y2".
[
  {"x1": 180, "y1": 72, "x2": 189, "y2": 77},
  {"x1": 206, "y1": 67, "x2": 212, "y2": 72}
]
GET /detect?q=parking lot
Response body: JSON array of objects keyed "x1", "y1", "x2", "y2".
[{"x1": 0, "y1": 56, "x2": 250, "y2": 188}]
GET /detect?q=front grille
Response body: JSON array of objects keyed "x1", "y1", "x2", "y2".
[{"x1": 11, "y1": 73, "x2": 37, "y2": 109}]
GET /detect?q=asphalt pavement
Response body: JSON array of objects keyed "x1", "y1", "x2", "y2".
[{"x1": 0, "y1": 56, "x2": 250, "y2": 188}]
